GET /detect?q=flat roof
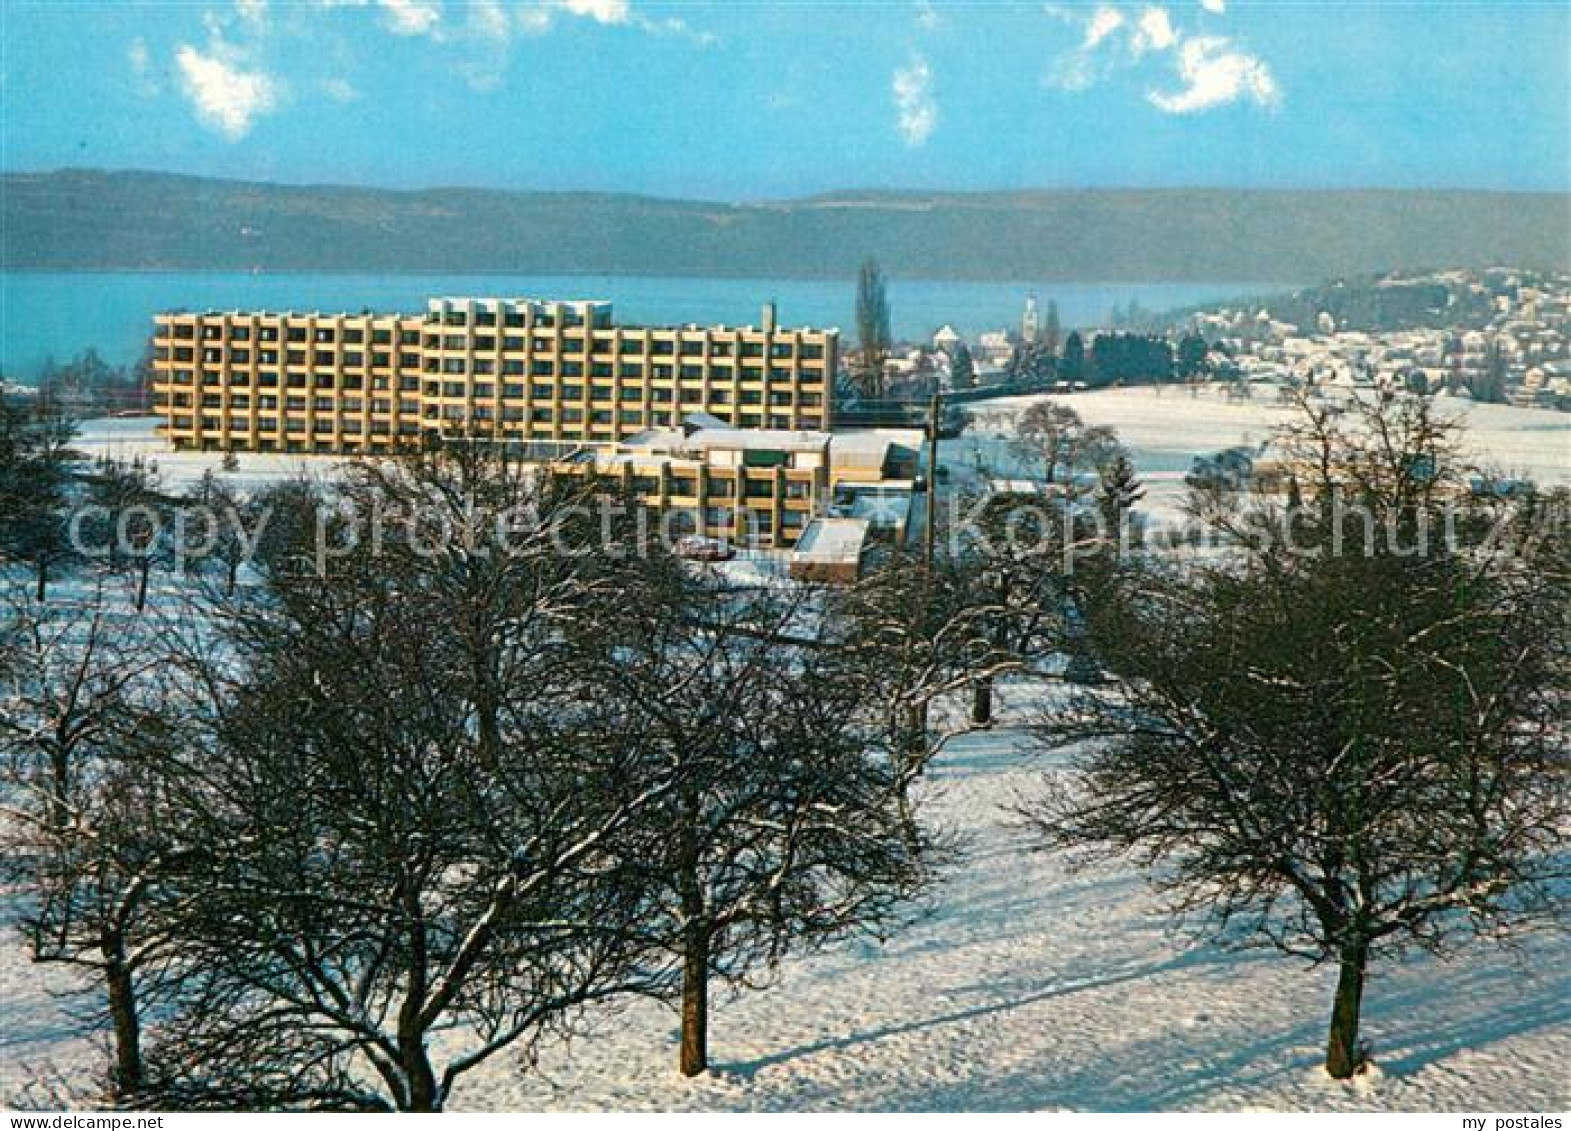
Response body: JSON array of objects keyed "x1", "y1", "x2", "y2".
[
  {"x1": 794, "y1": 517, "x2": 871, "y2": 562},
  {"x1": 686, "y1": 428, "x2": 830, "y2": 453}
]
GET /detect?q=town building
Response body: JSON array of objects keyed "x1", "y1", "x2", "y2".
[{"x1": 151, "y1": 297, "x2": 837, "y2": 454}]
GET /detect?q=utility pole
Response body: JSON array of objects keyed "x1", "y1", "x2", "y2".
[{"x1": 923, "y1": 391, "x2": 941, "y2": 569}]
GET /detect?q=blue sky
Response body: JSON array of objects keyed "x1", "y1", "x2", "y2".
[{"x1": 2, "y1": 1, "x2": 1566, "y2": 198}]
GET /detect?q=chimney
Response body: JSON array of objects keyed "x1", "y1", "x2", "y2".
[{"x1": 762, "y1": 300, "x2": 777, "y2": 334}]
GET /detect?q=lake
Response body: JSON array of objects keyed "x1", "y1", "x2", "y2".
[{"x1": 0, "y1": 273, "x2": 1286, "y2": 379}]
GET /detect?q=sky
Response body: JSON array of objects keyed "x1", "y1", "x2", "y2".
[{"x1": 1, "y1": 1, "x2": 1567, "y2": 199}]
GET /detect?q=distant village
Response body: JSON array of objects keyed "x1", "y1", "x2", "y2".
[{"x1": 870, "y1": 267, "x2": 1571, "y2": 412}]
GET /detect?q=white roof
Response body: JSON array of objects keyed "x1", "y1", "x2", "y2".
[
  {"x1": 686, "y1": 428, "x2": 830, "y2": 453},
  {"x1": 794, "y1": 517, "x2": 870, "y2": 562}
]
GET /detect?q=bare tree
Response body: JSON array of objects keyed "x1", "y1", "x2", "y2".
[
  {"x1": 0, "y1": 585, "x2": 188, "y2": 1104},
  {"x1": 0, "y1": 393, "x2": 78, "y2": 602},
  {"x1": 828, "y1": 547, "x2": 992, "y2": 838},
  {"x1": 582, "y1": 565, "x2": 932, "y2": 1076},
  {"x1": 81, "y1": 455, "x2": 175, "y2": 613},
  {"x1": 1011, "y1": 402, "x2": 1118, "y2": 488},
  {"x1": 150, "y1": 448, "x2": 677, "y2": 1111},
  {"x1": 1024, "y1": 391, "x2": 1571, "y2": 1079}
]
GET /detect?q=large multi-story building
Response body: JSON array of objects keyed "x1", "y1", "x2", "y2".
[{"x1": 151, "y1": 297, "x2": 836, "y2": 453}]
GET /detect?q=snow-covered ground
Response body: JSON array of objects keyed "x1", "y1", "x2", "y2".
[
  {"x1": 947, "y1": 386, "x2": 1571, "y2": 525},
  {"x1": 72, "y1": 390, "x2": 1570, "y2": 522},
  {"x1": 4, "y1": 683, "x2": 1566, "y2": 1112},
  {"x1": 6, "y1": 396, "x2": 1566, "y2": 1111},
  {"x1": 68, "y1": 417, "x2": 343, "y2": 496}
]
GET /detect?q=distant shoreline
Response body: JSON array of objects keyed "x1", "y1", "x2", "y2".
[{"x1": 6, "y1": 171, "x2": 1564, "y2": 280}]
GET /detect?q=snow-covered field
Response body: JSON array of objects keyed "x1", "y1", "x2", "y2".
[
  {"x1": 948, "y1": 386, "x2": 1571, "y2": 524},
  {"x1": 4, "y1": 684, "x2": 1566, "y2": 1112},
  {"x1": 71, "y1": 388, "x2": 1570, "y2": 516},
  {"x1": 5, "y1": 393, "x2": 1567, "y2": 1111},
  {"x1": 67, "y1": 417, "x2": 343, "y2": 496}
]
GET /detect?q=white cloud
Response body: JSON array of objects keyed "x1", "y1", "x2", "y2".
[
  {"x1": 1083, "y1": 5, "x2": 1125, "y2": 49},
  {"x1": 557, "y1": 0, "x2": 630, "y2": 24},
  {"x1": 1046, "y1": 3, "x2": 1278, "y2": 113},
  {"x1": 377, "y1": 0, "x2": 441, "y2": 36},
  {"x1": 512, "y1": 1, "x2": 712, "y2": 44},
  {"x1": 1130, "y1": 6, "x2": 1176, "y2": 56},
  {"x1": 234, "y1": 0, "x2": 269, "y2": 33},
  {"x1": 1148, "y1": 34, "x2": 1278, "y2": 113},
  {"x1": 1200, "y1": 0, "x2": 1225, "y2": 13},
  {"x1": 1048, "y1": 4, "x2": 1124, "y2": 90},
  {"x1": 893, "y1": 53, "x2": 937, "y2": 147},
  {"x1": 175, "y1": 39, "x2": 279, "y2": 139}
]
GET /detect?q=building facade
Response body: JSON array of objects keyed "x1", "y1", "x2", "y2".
[
  {"x1": 561, "y1": 426, "x2": 831, "y2": 549},
  {"x1": 151, "y1": 297, "x2": 837, "y2": 453}
]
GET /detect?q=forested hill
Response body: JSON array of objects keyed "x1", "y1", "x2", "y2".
[{"x1": 3, "y1": 169, "x2": 1567, "y2": 281}]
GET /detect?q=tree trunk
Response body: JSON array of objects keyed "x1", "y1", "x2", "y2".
[
  {"x1": 102, "y1": 937, "x2": 144, "y2": 1102},
  {"x1": 1324, "y1": 940, "x2": 1369, "y2": 1079},
  {"x1": 398, "y1": 1032, "x2": 440, "y2": 1112},
  {"x1": 971, "y1": 677, "x2": 993, "y2": 726},
  {"x1": 135, "y1": 560, "x2": 151, "y2": 613},
  {"x1": 35, "y1": 559, "x2": 48, "y2": 603},
  {"x1": 679, "y1": 924, "x2": 710, "y2": 1077}
]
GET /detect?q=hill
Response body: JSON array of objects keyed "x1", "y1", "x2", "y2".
[{"x1": 3, "y1": 169, "x2": 1567, "y2": 281}]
